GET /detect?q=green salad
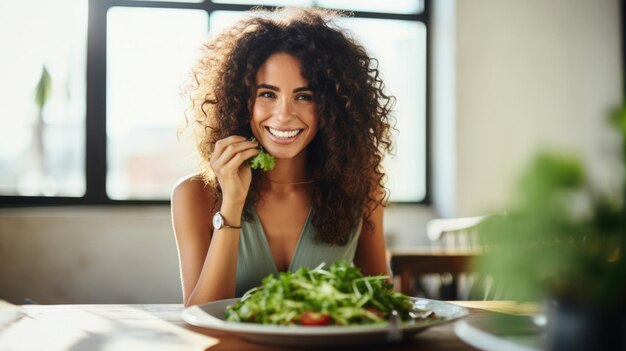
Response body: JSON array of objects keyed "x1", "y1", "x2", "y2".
[
  {"x1": 224, "y1": 260, "x2": 436, "y2": 326},
  {"x1": 248, "y1": 137, "x2": 275, "y2": 171}
]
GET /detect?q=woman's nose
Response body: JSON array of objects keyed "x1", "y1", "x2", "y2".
[{"x1": 275, "y1": 98, "x2": 293, "y2": 119}]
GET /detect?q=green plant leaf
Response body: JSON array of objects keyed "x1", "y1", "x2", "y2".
[{"x1": 34, "y1": 66, "x2": 52, "y2": 110}]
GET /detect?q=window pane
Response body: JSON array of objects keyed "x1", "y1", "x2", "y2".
[
  {"x1": 0, "y1": 0, "x2": 87, "y2": 197},
  {"x1": 213, "y1": 0, "x2": 313, "y2": 6},
  {"x1": 209, "y1": 10, "x2": 248, "y2": 33},
  {"x1": 124, "y1": 0, "x2": 203, "y2": 2},
  {"x1": 106, "y1": 7, "x2": 207, "y2": 200},
  {"x1": 316, "y1": 0, "x2": 424, "y2": 14},
  {"x1": 337, "y1": 18, "x2": 427, "y2": 202}
]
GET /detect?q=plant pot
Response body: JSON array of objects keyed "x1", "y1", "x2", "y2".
[{"x1": 546, "y1": 301, "x2": 626, "y2": 351}]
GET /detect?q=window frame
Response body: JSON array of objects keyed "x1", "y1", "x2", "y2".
[{"x1": 0, "y1": 0, "x2": 430, "y2": 206}]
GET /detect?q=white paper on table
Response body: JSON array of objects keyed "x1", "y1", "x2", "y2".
[
  {"x1": 0, "y1": 305, "x2": 218, "y2": 351},
  {"x1": 0, "y1": 300, "x2": 25, "y2": 329}
]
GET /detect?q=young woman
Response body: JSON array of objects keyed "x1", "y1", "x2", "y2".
[{"x1": 172, "y1": 7, "x2": 395, "y2": 306}]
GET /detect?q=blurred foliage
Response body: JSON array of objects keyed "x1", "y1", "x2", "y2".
[
  {"x1": 473, "y1": 107, "x2": 626, "y2": 308},
  {"x1": 34, "y1": 66, "x2": 52, "y2": 110}
]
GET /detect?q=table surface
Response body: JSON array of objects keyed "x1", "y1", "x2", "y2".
[{"x1": 0, "y1": 301, "x2": 536, "y2": 351}]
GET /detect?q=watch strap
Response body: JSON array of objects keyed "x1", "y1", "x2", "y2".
[{"x1": 214, "y1": 211, "x2": 242, "y2": 229}]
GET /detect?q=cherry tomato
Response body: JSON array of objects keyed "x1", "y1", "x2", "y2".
[
  {"x1": 299, "y1": 311, "x2": 331, "y2": 326},
  {"x1": 364, "y1": 307, "x2": 384, "y2": 319}
]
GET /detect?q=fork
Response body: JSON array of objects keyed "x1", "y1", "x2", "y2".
[{"x1": 386, "y1": 310, "x2": 402, "y2": 343}]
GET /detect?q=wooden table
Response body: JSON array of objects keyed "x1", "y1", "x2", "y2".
[
  {"x1": 0, "y1": 301, "x2": 535, "y2": 351},
  {"x1": 390, "y1": 246, "x2": 480, "y2": 296}
]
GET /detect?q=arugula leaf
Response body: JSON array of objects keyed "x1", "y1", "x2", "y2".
[
  {"x1": 224, "y1": 260, "x2": 429, "y2": 326},
  {"x1": 248, "y1": 137, "x2": 275, "y2": 171}
]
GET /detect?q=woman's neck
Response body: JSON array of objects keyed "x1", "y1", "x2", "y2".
[
  {"x1": 264, "y1": 157, "x2": 312, "y2": 185},
  {"x1": 265, "y1": 178, "x2": 317, "y2": 185}
]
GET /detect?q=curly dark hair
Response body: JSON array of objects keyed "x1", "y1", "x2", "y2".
[{"x1": 186, "y1": 7, "x2": 394, "y2": 245}]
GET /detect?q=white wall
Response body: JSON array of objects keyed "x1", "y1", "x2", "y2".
[
  {"x1": 0, "y1": 207, "x2": 182, "y2": 304},
  {"x1": 455, "y1": 0, "x2": 623, "y2": 215},
  {"x1": 0, "y1": 0, "x2": 622, "y2": 304}
]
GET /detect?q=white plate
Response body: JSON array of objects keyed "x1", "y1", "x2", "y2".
[
  {"x1": 454, "y1": 315, "x2": 545, "y2": 351},
  {"x1": 183, "y1": 297, "x2": 469, "y2": 347}
]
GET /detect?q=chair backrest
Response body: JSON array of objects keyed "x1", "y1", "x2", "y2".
[
  {"x1": 427, "y1": 216, "x2": 485, "y2": 250},
  {"x1": 390, "y1": 216, "x2": 486, "y2": 299},
  {"x1": 426, "y1": 215, "x2": 510, "y2": 300}
]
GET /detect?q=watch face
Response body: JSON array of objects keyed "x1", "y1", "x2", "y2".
[{"x1": 213, "y1": 212, "x2": 224, "y2": 229}]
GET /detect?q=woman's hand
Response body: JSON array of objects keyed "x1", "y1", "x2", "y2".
[{"x1": 210, "y1": 136, "x2": 260, "y2": 206}]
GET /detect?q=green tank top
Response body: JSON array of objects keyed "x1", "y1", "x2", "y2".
[{"x1": 235, "y1": 206, "x2": 361, "y2": 297}]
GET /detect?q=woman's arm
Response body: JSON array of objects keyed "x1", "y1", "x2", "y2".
[
  {"x1": 172, "y1": 136, "x2": 259, "y2": 306},
  {"x1": 353, "y1": 188, "x2": 390, "y2": 278},
  {"x1": 171, "y1": 176, "x2": 239, "y2": 306}
]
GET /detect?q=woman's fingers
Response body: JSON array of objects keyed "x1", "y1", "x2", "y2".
[
  {"x1": 217, "y1": 149, "x2": 260, "y2": 176},
  {"x1": 210, "y1": 136, "x2": 260, "y2": 204},
  {"x1": 213, "y1": 135, "x2": 247, "y2": 156},
  {"x1": 210, "y1": 136, "x2": 259, "y2": 177},
  {"x1": 215, "y1": 139, "x2": 258, "y2": 167}
]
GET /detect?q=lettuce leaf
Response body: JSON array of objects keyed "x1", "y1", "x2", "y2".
[{"x1": 248, "y1": 137, "x2": 275, "y2": 171}]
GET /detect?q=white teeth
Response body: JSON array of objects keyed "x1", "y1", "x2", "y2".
[{"x1": 268, "y1": 128, "x2": 301, "y2": 139}]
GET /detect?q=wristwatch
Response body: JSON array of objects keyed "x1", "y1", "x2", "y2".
[{"x1": 212, "y1": 211, "x2": 242, "y2": 230}]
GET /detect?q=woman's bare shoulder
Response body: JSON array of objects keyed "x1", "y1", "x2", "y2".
[{"x1": 171, "y1": 173, "x2": 216, "y2": 209}]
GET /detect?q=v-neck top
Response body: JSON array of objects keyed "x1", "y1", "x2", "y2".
[{"x1": 235, "y1": 206, "x2": 362, "y2": 297}]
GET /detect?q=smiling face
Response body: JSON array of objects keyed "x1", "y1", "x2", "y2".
[{"x1": 250, "y1": 52, "x2": 318, "y2": 163}]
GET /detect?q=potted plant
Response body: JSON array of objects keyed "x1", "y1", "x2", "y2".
[{"x1": 473, "y1": 107, "x2": 626, "y2": 350}]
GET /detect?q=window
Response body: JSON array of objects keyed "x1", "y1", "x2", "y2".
[
  {"x1": 0, "y1": 1, "x2": 87, "y2": 199},
  {"x1": 0, "y1": 0, "x2": 429, "y2": 205},
  {"x1": 106, "y1": 7, "x2": 208, "y2": 200}
]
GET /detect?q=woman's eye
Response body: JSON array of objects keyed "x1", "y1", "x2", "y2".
[
  {"x1": 295, "y1": 93, "x2": 313, "y2": 101},
  {"x1": 258, "y1": 91, "x2": 276, "y2": 99}
]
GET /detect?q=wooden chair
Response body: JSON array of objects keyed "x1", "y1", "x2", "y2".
[
  {"x1": 427, "y1": 216, "x2": 484, "y2": 249},
  {"x1": 390, "y1": 216, "x2": 490, "y2": 300}
]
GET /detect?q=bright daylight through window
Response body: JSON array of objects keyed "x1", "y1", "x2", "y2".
[
  {"x1": 0, "y1": 1, "x2": 87, "y2": 197},
  {"x1": 0, "y1": 0, "x2": 427, "y2": 204}
]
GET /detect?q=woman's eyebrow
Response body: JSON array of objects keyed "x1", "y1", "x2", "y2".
[
  {"x1": 255, "y1": 84, "x2": 314, "y2": 93},
  {"x1": 293, "y1": 86, "x2": 314, "y2": 93},
  {"x1": 256, "y1": 83, "x2": 279, "y2": 91}
]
